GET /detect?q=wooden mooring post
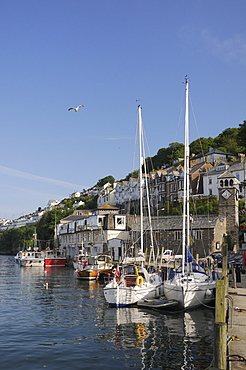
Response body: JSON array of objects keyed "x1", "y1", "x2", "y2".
[
  {"x1": 213, "y1": 321, "x2": 227, "y2": 370},
  {"x1": 212, "y1": 280, "x2": 227, "y2": 369},
  {"x1": 212, "y1": 247, "x2": 228, "y2": 370}
]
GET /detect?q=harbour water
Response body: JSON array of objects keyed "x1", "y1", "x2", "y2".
[{"x1": 0, "y1": 255, "x2": 215, "y2": 369}]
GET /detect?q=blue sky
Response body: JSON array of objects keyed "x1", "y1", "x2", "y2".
[{"x1": 0, "y1": 0, "x2": 246, "y2": 220}]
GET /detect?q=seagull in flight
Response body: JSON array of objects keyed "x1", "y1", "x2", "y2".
[{"x1": 68, "y1": 105, "x2": 84, "y2": 112}]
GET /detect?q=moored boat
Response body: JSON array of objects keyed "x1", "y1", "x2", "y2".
[
  {"x1": 104, "y1": 262, "x2": 162, "y2": 306},
  {"x1": 43, "y1": 249, "x2": 67, "y2": 267},
  {"x1": 163, "y1": 77, "x2": 216, "y2": 309},
  {"x1": 72, "y1": 251, "x2": 90, "y2": 270},
  {"x1": 137, "y1": 297, "x2": 179, "y2": 310},
  {"x1": 103, "y1": 106, "x2": 163, "y2": 306},
  {"x1": 19, "y1": 251, "x2": 44, "y2": 267},
  {"x1": 75, "y1": 254, "x2": 113, "y2": 280},
  {"x1": 95, "y1": 254, "x2": 113, "y2": 279},
  {"x1": 76, "y1": 267, "x2": 99, "y2": 280},
  {"x1": 14, "y1": 251, "x2": 22, "y2": 264}
]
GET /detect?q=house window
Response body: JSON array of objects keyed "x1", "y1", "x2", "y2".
[
  {"x1": 117, "y1": 217, "x2": 123, "y2": 225},
  {"x1": 194, "y1": 230, "x2": 202, "y2": 240},
  {"x1": 115, "y1": 216, "x2": 125, "y2": 229},
  {"x1": 174, "y1": 231, "x2": 182, "y2": 240},
  {"x1": 209, "y1": 178, "x2": 212, "y2": 185},
  {"x1": 209, "y1": 189, "x2": 212, "y2": 195}
]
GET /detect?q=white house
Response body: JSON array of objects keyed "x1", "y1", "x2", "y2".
[
  {"x1": 203, "y1": 156, "x2": 246, "y2": 198},
  {"x1": 57, "y1": 205, "x2": 130, "y2": 259}
]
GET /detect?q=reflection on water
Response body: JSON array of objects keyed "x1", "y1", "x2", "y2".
[
  {"x1": 104, "y1": 306, "x2": 214, "y2": 369},
  {"x1": 0, "y1": 256, "x2": 214, "y2": 369}
]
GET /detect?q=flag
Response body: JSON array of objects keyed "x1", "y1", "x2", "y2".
[{"x1": 186, "y1": 246, "x2": 193, "y2": 263}]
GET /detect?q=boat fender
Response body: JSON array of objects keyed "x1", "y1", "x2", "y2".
[
  {"x1": 205, "y1": 288, "x2": 212, "y2": 297},
  {"x1": 136, "y1": 276, "x2": 144, "y2": 285}
]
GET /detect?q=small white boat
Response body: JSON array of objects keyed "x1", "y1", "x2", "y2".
[
  {"x1": 104, "y1": 263, "x2": 162, "y2": 306},
  {"x1": 14, "y1": 251, "x2": 22, "y2": 264},
  {"x1": 19, "y1": 251, "x2": 44, "y2": 267}
]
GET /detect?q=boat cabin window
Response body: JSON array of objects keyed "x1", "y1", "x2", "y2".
[
  {"x1": 97, "y1": 255, "x2": 105, "y2": 261},
  {"x1": 123, "y1": 265, "x2": 136, "y2": 275}
]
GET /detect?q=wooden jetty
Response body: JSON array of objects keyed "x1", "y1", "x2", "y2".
[{"x1": 209, "y1": 251, "x2": 246, "y2": 370}]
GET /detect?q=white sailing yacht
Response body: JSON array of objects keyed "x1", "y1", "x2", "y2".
[
  {"x1": 163, "y1": 78, "x2": 216, "y2": 309},
  {"x1": 103, "y1": 105, "x2": 163, "y2": 306}
]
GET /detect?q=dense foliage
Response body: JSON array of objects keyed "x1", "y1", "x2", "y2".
[
  {"x1": 124, "y1": 170, "x2": 139, "y2": 181},
  {"x1": 36, "y1": 208, "x2": 71, "y2": 250},
  {"x1": 143, "y1": 121, "x2": 246, "y2": 170},
  {"x1": 96, "y1": 175, "x2": 115, "y2": 187},
  {"x1": 238, "y1": 120, "x2": 246, "y2": 154},
  {"x1": 162, "y1": 196, "x2": 219, "y2": 217},
  {"x1": 0, "y1": 225, "x2": 37, "y2": 255}
]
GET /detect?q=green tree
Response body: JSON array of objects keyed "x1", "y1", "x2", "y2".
[
  {"x1": 213, "y1": 128, "x2": 242, "y2": 154},
  {"x1": 96, "y1": 175, "x2": 115, "y2": 187},
  {"x1": 190, "y1": 137, "x2": 214, "y2": 155},
  {"x1": 77, "y1": 195, "x2": 98, "y2": 210},
  {"x1": 125, "y1": 170, "x2": 139, "y2": 181},
  {"x1": 149, "y1": 142, "x2": 185, "y2": 169},
  {"x1": 0, "y1": 225, "x2": 37, "y2": 255},
  {"x1": 36, "y1": 208, "x2": 72, "y2": 250},
  {"x1": 190, "y1": 196, "x2": 218, "y2": 215},
  {"x1": 238, "y1": 120, "x2": 246, "y2": 154}
]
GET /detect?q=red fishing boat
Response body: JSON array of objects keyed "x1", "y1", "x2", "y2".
[{"x1": 42, "y1": 249, "x2": 67, "y2": 267}]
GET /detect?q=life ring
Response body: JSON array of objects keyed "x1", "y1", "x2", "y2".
[{"x1": 136, "y1": 275, "x2": 144, "y2": 285}]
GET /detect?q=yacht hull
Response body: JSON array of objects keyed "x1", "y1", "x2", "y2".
[
  {"x1": 104, "y1": 283, "x2": 159, "y2": 306},
  {"x1": 164, "y1": 277, "x2": 215, "y2": 309}
]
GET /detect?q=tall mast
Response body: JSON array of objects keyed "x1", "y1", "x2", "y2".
[
  {"x1": 138, "y1": 105, "x2": 144, "y2": 255},
  {"x1": 182, "y1": 77, "x2": 190, "y2": 275}
]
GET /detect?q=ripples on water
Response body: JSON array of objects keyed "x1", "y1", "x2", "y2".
[{"x1": 0, "y1": 256, "x2": 214, "y2": 369}]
